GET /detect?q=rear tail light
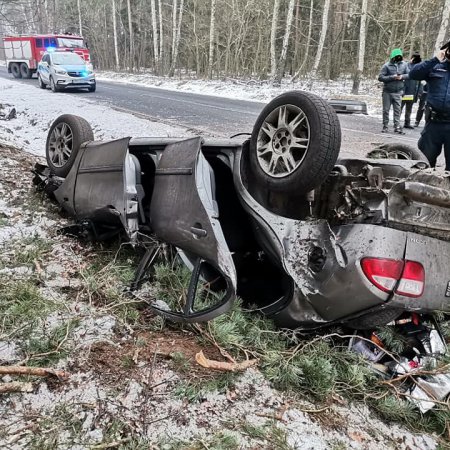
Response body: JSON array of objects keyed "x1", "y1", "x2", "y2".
[
  {"x1": 396, "y1": 261, "x2": 425, "y2": 298},
  {"x1": 361, "y1": 258, "x2": 404, "y2": 293},
  {"x1": 361, "y1": 258, "x2": 425, "y2": 298}
]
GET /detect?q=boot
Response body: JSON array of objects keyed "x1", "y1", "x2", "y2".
[
  {"x1": 404, "y1": 123, "x2": 414, "y2": 129},
  {"x1": 382, "y1": 126, "x2": 388, "y2": 133},
  {"x1": 394, "y1": 127, "x2": 405, "y2": 134}
]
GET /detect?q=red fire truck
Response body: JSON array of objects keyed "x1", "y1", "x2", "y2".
[{"x1": 3, "y1": 34, "x2": 90, "y2": 79}]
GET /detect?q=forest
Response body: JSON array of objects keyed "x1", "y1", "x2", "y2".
[{"x1": 1, "y1": 0, "x2": 450, "y2": 92}]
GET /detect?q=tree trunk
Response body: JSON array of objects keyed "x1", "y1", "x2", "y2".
[
  {"x1": 208, "y1": 0, "x2": 216, "y2": 79},
  {"x1": 270, "y1": 0, "x2": 280, "y2": 79},
  {"x1": 127, "y1": 0, "x2": 134, "y2": 71},
  {"x1": 352, "y1": 0, "x2": 369, "y2": 94},
  {"x1": 171, "y1": 0, "x2": 177, "y2": 64},
  {"x1": 274, "y1": 0, "x2": 295, "y2": 85},
  {"x1": 112, "y1": 0, "x2": 120, "y2": 70},
  {"x1": 77, "y1": 0, "x2": 82, "y2": 35},
  {"x1": 310, "y1": 0, "x2": 331, "y2": 83},
  {"x1": 151, "y1": 0, "x2": 159, "y2": 70},
  {"x1": 158, "y1": 0, "x2": 164, "y2": 72},
  {"x1": 293, "y1": 0, "x2": 313, "y2": 80},
  {"x1": 435, "y1": 0, "x2": 450, "y2": 51},
  {"x1": 169, "y1": 0, "x2": 184, "y2": 77}
]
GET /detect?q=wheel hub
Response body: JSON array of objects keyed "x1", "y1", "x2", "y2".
[{"x1": 272, "y1": 128, "x2": 292, "y2": 155}]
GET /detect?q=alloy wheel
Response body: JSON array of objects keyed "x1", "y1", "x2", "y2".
[
  {"x1": 256, "y1": 104, "x2": 311, "y2": 178},
  {"x1": 47, "y1": 123, "x2": 73, "y2": 167}
]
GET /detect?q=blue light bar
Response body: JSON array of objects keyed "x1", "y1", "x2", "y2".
[{"x1": 46, "y1": 46, "x2": 56, "y2": 52}]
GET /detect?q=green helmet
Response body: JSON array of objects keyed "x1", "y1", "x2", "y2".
[{"x1": 390, "y1": 48, "x2": 403, "y2": 59}]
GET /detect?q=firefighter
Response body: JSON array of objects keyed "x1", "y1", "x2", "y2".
[{"x1": 409, "y1": 41, "x2": 450, "y2": 170}]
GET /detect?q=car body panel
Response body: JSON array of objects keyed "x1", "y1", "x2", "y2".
[
  {"x1": 37, "y1": 134, "x2": 450, "y2": 328},
  {"x1": 54, "y1": 138, "x2": 139, "y2": 240}
]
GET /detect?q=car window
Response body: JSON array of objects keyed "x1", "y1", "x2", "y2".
[
  {"x1": 51, "y1": 52, "x2": 85, "y2": 65},
  {"x1": 44, "y1": 54, "x2": 50, "y2": 64},
  {"x1": 44, "y1": 38, "x2": 49, "y2": 48},
  {"x1": 57, "y1": 38, "x2": 85, "y2": 49},
  {"x1": 36, "y1": 38, "x2": 43, "y2": 48}
]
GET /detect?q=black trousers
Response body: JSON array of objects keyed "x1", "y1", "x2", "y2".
[
  {"x1": 415, "y1": 93, "x2": 427, "y2": 125},
  {"x1": 401, "y1": 100, "x2": 414, "y2": 126},
  {"x1": 418, "y1": 120, "x2": 450, "y2": 170}
]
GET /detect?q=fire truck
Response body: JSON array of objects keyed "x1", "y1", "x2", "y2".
[{"x1": 3, "y1": 34, "x2": 90, "y2": 79}]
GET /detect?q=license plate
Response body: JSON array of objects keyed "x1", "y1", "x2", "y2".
[{"x1": 72, "y1": 80, "x2": 86, "y2": 84}]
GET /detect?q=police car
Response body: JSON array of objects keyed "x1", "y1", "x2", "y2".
[{"x1": 37, "y1": 49, "x2": 96, "y2": 93}]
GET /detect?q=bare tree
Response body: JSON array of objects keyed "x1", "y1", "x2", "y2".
[
  {"x1": 435, "y1": 0, "x2": 450, "y2": 51},
  {"x1": 150, "y1": 0, "x2": 159, "y2": 69},
  {"x1": 274, "y1": 0, "x2": 295, "y2": 85},
  {"x1": 310, "y1": 0, "x2": 331, "y2": 83},
  {"x1": 207, "y1": 0, "x2": 216, "y2": 79},
  {"x1": 126, "y1": 0, "x2": 134, "y2": 70},
  {"x1": 352, "y1": 0, "x2": 369, "y2": 94},
  {"x1": 293, "y1": 0, "x2": 314, "y2": 80},
  {"x1": 270, "y1": 0, "x2": 280, "y2": 79},
  {"x1": 169, "y1": 0, "x2": 184, "y2": 76},
  {"x1": 112, "y1": 0, "x2": 119, "y2": 70},
  {"x1": 77, "y1": 0, "x2": 82, "y2": 35}
]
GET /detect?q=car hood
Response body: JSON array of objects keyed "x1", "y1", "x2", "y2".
[{"x1": 54, "y1": 64, "x2": 90, "y2": 72}]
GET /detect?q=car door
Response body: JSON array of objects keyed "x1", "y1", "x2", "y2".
[
  {"x1": 38, "y1": 54, "x2": 50, "y2": 82},
  {"x1": 72, "y1": 137, "x2": 140, "y2": 241},
  {"x1": 149, "y1": 136, "x2": 237, "y2": 322}
]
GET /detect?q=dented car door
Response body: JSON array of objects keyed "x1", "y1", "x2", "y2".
[{"x1": 149, "y1": 137, "x2": 237, "y2": 322}]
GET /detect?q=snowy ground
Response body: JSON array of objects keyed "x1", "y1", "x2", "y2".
[
  {"x1": 0, "y1": 143, "x2": 439, "y2": 450},
  {"x1": 97, "y1": 71, "x2": 384, "y2": 116},
  {"x1": 0, "y1": 77, "x2": 191, "y2": 157}
]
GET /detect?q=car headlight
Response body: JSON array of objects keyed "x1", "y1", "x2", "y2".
[{"x1": 55, "y1": 69, "x2": 67, "y2": 75}]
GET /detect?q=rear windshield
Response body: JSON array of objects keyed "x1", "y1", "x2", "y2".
[
  {"x1": 51, "y1": 53, "x2": 85, "y2": 65},
  {"x1": 57, "y1": 38, "x2": 85, "y2": 48}
]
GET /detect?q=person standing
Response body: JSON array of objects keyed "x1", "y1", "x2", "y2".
[
  {"x1": 414, "y1": 83, "x2": 428, "y2": 127},
  {"x1": 378, "y1": 48, "x2": 410, "y2": 134},
  {"x1": 401, "y1": 52, "x2": 422, "y2": 129},
  {"x1": 409, "y1": 42, "x2": 450, "y2": 170}
]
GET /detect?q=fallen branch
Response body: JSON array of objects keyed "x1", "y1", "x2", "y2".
[
  {"x1": 0, "y1": 382, "x2": 33, "y2": 394},
  {"x1": 195, "y1": 351, "x2": 257, "y2": 372},
  {"x1": 0, "y1": 366, "x2": 69, "y2": 380}
]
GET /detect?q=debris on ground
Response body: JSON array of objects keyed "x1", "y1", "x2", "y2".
[{"x1": 1, "y1": 139, "x2": 449, "y2": 448}]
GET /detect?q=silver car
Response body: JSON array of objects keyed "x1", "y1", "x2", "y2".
[{"x1": 37, "y1": 51, "x2": 96, "y2": 93}]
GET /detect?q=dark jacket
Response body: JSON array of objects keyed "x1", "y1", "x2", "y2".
[
  {"x1": 403, "y1": 62, "x2": 421, "y2": 101},
  {"x1": 409, "y1": 57, "x2": 450, "y2": 112},
  {"x1": 378, "y1": 60, "x2": 409, "y2": 93}
]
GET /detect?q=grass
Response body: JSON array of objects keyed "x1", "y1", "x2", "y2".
[
  {"x1": 152, "y1": 260, "x2": 450, "y2": 441},
  {"x1": 0, "y1": 235, "x2": 52, "y2": 270},
  {"x1": 0, "y1": 277, "x2": 56, "y2": 339}
]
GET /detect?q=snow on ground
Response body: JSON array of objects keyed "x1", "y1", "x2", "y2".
[
  {"x1": 97, "y1": 71, "x2": 384, "y2": 115},
  {"x1": 0, "y1": 77, "x2": 191, "y2": 157}
]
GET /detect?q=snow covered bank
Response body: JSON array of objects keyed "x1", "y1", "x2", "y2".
[
  {"x1": 0, "y1": 77, "x2": 190, "y2": 157},
  {"x1": 97, "y1": 71, "x2": 383, "y2": 115}
]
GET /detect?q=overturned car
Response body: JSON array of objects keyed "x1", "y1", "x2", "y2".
[{"x1": 34, "y1": 91, "x2": 450, "y2": 329}]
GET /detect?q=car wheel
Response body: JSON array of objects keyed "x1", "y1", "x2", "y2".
[
  {"x1": 249, "y1": 91, "x2": 341, "y2": 194},
  {"x1": 366, "y1": 143, "x2": 428, "y2": 161},
  {"x1": 19, "y1": 63, "x2": 32, "y2": 79},
  {"x1": 10, "y1": 63, "x2": 22, "y2": 79},
  {"x1": 88, "y1": 83, "x2": 96, "y2": 92},
  {"x1": 46, "y1": 114, "x2": 94, "y2": 177},
  {"x1": 38, "y1": 74, "x2": 46, "y2": 89},
  {"x1": 50, "y1": 77, "x2": 60, "y2": 93}
]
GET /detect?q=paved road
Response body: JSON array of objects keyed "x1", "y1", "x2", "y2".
[{"x1": 0, "y1": 67, "x2": 423, "y2": 156}]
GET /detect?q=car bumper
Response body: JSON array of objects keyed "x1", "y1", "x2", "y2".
[{"x1": 55, "y1": 74, "x2": 96, "y2": 88}]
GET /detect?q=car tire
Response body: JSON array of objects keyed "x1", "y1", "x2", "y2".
[
  {"x1": 249, "y1": 91, "x2": 341, "y2": 194},
  {"x1": 346, "y1": 308, "x2": 403, "y2": 330},
  {"x1": 38, "y1": 74, "x2": 46, "y2": 89},
  {"x1": 366, "y1": 143, "x2": 428, "y2": 162},
  {"x1": 88, "y1": 83, "x2": 96, "y2": 93},
  {"x1": 10, "y1": 63, "x2": 22, "y2": 79},
  {"x1": 45, "y1": 114, "x2": 94, "y2": 177},
  {"x1": 19, "y1": 63, "x2": 32, "y2": 79},
  {"x1": 50, "y1": 77, "x2": 60, "y2": 93}
]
